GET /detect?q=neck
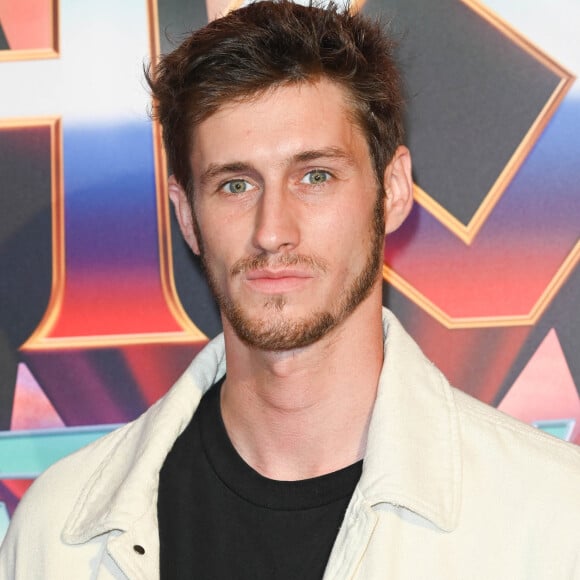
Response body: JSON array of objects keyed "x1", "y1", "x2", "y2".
[{"x1": 220, "y1": 293, "x2": 384, "y2": 480}]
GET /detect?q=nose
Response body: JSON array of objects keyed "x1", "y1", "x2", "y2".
[{"x1": 252, "y1": 185, "x2": 299, "y2": 254}]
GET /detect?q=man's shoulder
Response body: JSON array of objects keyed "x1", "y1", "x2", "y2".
[
  {"x1": 8, "y1": 421, "x2": 130, "y2": 533},
  {"x1": 382, "y1": 308, "x2": 580, "y2": 487},
  {"x1": 452, "y1": 387, "x2": 580, "y2": 488},
  {"x1": 0, "y1": 423, "x2": 129, "y2": 579},
  {"x1": 4, "y1": 340, "x2": 226, "y2": 547}
]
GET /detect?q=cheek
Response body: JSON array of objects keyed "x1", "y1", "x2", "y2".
[
  {"x1": 196, "y1": 205, "x2": 240, "y2": 249},
  {"x1": 315, "y1": 204, "x2": 371, "y2": 247},
  {"x1": 198, "y1": 220, "x2": 248, "y2": 273},
  {"x1": 310, "y1": 222, "x2": 367, "y2": 280}
]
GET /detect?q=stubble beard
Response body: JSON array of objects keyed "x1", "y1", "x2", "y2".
[{"x1": 196, "y1": 191, "x2": 385, "y2": 352}]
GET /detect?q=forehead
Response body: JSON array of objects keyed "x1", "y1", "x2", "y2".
[{"x1": 190, "y1": 78, "x2": 370, "y2": 175}]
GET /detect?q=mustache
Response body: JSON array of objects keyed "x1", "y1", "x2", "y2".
[{"x1": 230, "y1": 253, "x2": 329, "y2": 276}]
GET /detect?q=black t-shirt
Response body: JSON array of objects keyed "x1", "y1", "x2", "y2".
[{"x1": 158, "y1": 380, "x2": 362, "y2": 579}]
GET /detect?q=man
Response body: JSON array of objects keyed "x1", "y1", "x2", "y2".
[{"x1": 1, "y1": 2, "x2": 580, "y2": 578}]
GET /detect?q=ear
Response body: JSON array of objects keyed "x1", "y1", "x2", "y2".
[
  {"x1": 168, "y1": 175, "x2": 200, "y2": 255},
  {"x1": 383, "y1": 146, "x2": 414, "y2": 234}
]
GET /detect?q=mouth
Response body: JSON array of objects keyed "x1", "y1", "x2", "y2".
[{"x1": 244, "y1": 268, "x2": 314, "y2": 293}]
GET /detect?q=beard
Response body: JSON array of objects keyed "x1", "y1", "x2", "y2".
[{"x1": 196, "y1": 190, "x2": 385, "y2": 352}]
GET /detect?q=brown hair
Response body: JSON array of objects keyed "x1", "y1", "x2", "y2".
[{"x1": 147, "y1": 0, "x2": 404, "y2": 200}]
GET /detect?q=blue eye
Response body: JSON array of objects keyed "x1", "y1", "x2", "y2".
[
  {"x1": 301, "y1": 170, "x2": 331, "y2": 185},
  {"x1": 222, "y1": 179, "x2": 252, "y2": 194}
]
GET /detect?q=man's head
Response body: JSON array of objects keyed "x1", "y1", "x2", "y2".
[
  {"x1": 150, "y1": 1, "x2": 413, "y2": 351},
  {"x1": 148, "y1": 0, "x2": 405, "y2": 200}
]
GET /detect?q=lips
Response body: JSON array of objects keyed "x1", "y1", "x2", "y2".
[
  {"x1": 244, "y1": 268, "x2": 314, "y2": 293},
  {"x1": 245, "y1": 268, "x2": 313, "y2": 280}
]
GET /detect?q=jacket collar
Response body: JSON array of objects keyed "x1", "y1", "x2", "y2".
[
  {"x1": 62, "y1": 333, "x2": 227, "y2": 544},
  {"x1": 62, "y1": 308, "x2": 461, "y2": 543},
  {"x1": 360, "y1": 309, "x2": 462, "y2": 532}
]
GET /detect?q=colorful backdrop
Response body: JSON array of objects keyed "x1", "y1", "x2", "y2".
[{"x1": 0, "y1": 0, "x2": 578, "y2": 540}]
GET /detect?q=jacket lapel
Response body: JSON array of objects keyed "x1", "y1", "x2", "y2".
[
  {"x1": 360, "y1": 309, "x2": 462, "y2": 532},
  {"x1": 324, "y1": 309, "x2": 462, "y2": 579},
  {"x1": 61, "y1": 334, "x2": 227, "y2": 574}
]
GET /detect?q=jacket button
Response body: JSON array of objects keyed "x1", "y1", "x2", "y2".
[{"x1": 133, "y1": 545, "x2": 146, "y2": 555}]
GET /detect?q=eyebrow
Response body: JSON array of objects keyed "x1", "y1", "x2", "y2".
[
  {"x1": 198, "y1": 147, "x2": 355, "y2": 187},
  {"x1": 292, "y1": 147, "x2": 355, "y2": 166},
  {"x1": 199, "y1": 162, "x2": 253, "y2": 187}
]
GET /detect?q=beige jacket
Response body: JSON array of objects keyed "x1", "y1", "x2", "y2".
[{"x1": 1, "y1": 309, "x2": 580, "y2": 579}]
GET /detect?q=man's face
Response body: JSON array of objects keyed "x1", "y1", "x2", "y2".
[{"x1": 187, "y1": 79, "x2": 387, "y2": 351}]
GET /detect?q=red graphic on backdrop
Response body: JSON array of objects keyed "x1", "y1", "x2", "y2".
[{"x1": 0, "y1": 0, "x2": 56, "y2": 55}]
